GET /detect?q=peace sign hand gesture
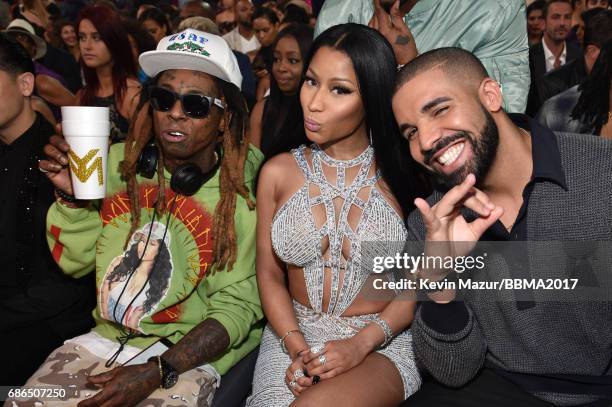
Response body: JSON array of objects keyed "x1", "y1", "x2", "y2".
[{"x1": 414, "y1": 174, "x2": 504, "y2": 302}]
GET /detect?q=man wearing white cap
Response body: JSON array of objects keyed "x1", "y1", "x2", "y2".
[{"x1": 23, "y1": 29, "x2": 264, "y2": 407}]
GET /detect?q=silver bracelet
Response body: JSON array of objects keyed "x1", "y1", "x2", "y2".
[
  {"x1": 370, "y1": 317, "x2": 394, "y2": 348},
  {"x1": 279, "y1": 329, "x2": 302, "y2": 354}
]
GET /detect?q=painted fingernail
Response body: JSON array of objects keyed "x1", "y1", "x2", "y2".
[{"x1": 312, "y1": 375, "x2": 320, "y2": 384}]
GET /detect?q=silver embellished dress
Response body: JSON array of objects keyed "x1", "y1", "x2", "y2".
[{"x1": 246, "y1": 145, "x2": 421, "y2": 406}]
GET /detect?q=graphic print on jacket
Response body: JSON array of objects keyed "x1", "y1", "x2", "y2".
[{"x1": 96, "y1": 185, "x2": 214, "y2": 333}]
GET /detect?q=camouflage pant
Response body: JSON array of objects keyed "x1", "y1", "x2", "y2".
[{"x1": 6, "y1": 342, "x2": 217, "y2": 407}]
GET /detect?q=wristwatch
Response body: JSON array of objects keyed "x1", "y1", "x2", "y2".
[{"x1": 148, "y1": 355, "x2": 179, "y2": 389}]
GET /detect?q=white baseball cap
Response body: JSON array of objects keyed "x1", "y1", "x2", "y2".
[
  {"x1": 139, "y1": 29, "x2": 242, "y2": 90},
  {"x1": 5, "y1": 19, "x2": 47, "y2": 60}
]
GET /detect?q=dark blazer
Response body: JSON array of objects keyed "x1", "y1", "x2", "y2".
[
  {"x1": 538, "y1": 57, "x2": 587, "y2": 104},
  {"x1": 526, "y1": 40, "x2": 582, "y2": 115}
]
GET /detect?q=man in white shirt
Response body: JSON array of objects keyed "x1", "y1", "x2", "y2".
[
  {"x1": 527, "y1": 0, "x2": 582, "y2": 114},
  {"x1": 223, "y1": 0, "x2": 260, "y2": 55},
  {"x1": 542, "y1": 0, "x2": 572, "y2": 71}
]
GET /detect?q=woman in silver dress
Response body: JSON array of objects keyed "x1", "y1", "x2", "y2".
[{"x1": 248, "y1": 23, "x2": 425, "y2": 406}]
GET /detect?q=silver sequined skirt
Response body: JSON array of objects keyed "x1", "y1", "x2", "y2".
[{"x1": 246, "y1": 301, "x2": 421, "y2": 406}]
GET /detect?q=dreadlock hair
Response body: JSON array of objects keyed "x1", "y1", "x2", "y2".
[
  {"x1": 571, "y1": 38, "x2": 612, "y2": 134},
  {"x1": 120, "y1": 73, "x2": 254, "y2": 273}
]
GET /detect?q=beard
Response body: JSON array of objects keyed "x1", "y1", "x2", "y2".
[
  {"x1": 239, "y1": 17, "x2": 253, "y2": 28},
  {"x1": 427, "y1": 106, "x2": 499, "y2": 189}
]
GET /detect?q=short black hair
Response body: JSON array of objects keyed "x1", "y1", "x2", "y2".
[
  {"x1": 583, "y1": 9, "x2": 612, "y2": 48},
  {"x1": 253, "y1": 6, "x2": 279, "y2": 24},
  {"x1": 395, "y1": 47, "x2": 489, "y2": 95},
  {"x1": 527, "y1": 0, "x2": 546, "y2": 16},
  {"x1": 543, "y1": 0, "x2": 573, "y2": 19},
  {"x1": 0, "y1": 33, "x2": 34, "y2": 77},
  {"x1": 282, "y1": 4, "x2": 309, "y2": 25}
]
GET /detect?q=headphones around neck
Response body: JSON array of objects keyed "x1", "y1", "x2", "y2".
[{"x1": 136, "y1": 140, "x2": 222, "y2": 197}]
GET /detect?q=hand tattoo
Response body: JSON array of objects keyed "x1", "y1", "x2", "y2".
[
  {"x1": 162, "y1": 318, "x2": 230, "y2": 374},
  {"x1": 395, "y1": 35, "x2": 411, "y2": 45}
]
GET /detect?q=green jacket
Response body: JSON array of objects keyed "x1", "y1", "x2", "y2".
[
  {"x1": 46, "y1": 143, "x2": 264, "y2": 375},
  {"x1": 314, "y1": 0, "x2": 530, "y2": 113}
]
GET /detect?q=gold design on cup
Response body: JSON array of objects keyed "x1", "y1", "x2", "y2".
[{"x1": 68, "y1": 149, "x2": 104, "y2": 186}]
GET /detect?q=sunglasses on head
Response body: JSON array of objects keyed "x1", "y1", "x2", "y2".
[{"x1": 148, "y1": 86, "x2": 224, "y2": 119}]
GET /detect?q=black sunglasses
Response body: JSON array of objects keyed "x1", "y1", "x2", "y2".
[{"x1": 148, "y1": 86, "x2": 224, "y2": 119}]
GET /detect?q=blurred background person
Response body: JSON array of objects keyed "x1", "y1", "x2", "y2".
[
  {"x1": 12, "y1": 0, "x2": 50, "y2": 37},
  {"x1": 138, "y1": 6, "x2": 172, "y2": 44},
  {"x1": 4, "y1": 18, "x2": 76, "y2": 119},
  {"x1": 218, "y1": 0, "x2": 236, "y2": 12},
  {"x1": 571, "y1": 0, "x2": 585, "y2": 26},
  {"x1": 250, "y1": 23, "x2": 313, "y2": 157},
  {"x1": 51, "y1": 19, "x2": 80, "y2": 63},
  {"x1": 252, "y1": 6, "x2": 280, "y2": 100},
  {"x1": 585, "y1": 0, "x2": 610, "y2": 9},
  {"x1": 262, "y1": 0, "x2": 284, "y2": 21},
  {"x1": 315, "y1": 0, "x2": 530, "y2": 113},
  {"x1": 535, "y1": 8, "x2": 612, "y2": 106},
  {"x1": 0, "y1": 33, "x2": 94, "y2": 385},
  {"x1": 178, "y1": 15, "x2": 222, "y2": 32},
  {"x1": 178, "y1": 15, "x2": 257, "y2": 107},
  {"x1": 0, "y1": 1, "x2": 9, "y2": 30},
  {"x1": 136, "y1": 3, "x2": 155, "y2": 20},
  {"x1": 224, "y1": 0, "x2": 260, "y2": 57},
  {"x1": 180, "y1": 0, "x2": 216, "y2": 20},
  {"x1": 9, "y1": 0, "x2": 82, "y2": 92},
  {"x1": 527, "y1": 0, "x2": 582, "y2": 115},
  {"x1": 566, "y1": 0, "x2": 588, "y2": 44},
  {"x1": 123, "y1": 18, "x2": 156, "y2": 84},
  {"x1": 279, "y1": 2, "x2": 310, "y2": 29},
  {"x1": 537, "y1": 38, "x2": 612, "y2": 137},
  {"x1": 77, "y1": 4, "x2": 140, "y2": 143},
  {"x1": 216, "y1": 3, "x2": 237, "y2": 35},
  {"x1": 527, "y1": 0, "x2": 545, "y2": 46}
]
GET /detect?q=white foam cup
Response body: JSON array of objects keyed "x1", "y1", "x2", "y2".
[
  {"x1": 61, "y1": 106, "x2": 110, "y2": 123},
  {"x1": 61, "y1": 108, "x2": 110, "y2": 200}
]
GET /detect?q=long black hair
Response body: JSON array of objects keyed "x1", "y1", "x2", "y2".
[
  {"x1": 260, "y1": 23, "x2": 313, "y2": 158},
  {"x1": 306, "y1": 23, "x2": 429, "y2": 214},
  {"x1": 106, "y1": 236, "x2": 172, "y2": 315},
  {"x1": 572, "y1": 38, "x2": 612, "y2": 134}
]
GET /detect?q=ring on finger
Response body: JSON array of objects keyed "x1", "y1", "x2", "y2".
[
  {"x1": 38, "y1": 166, "x2": 49, "y2": 173},
  {"x1": 293, "y1": 369, "x2": 305, "y2": 379},
  {"x1": 310, "y1": 345, "x2": 324, "y2": 355},
  {"x1": 288, "y1": 379, "x2": 297, "y2": 389},
  {"x1": 318, "y1": 354, "x2": 326, "y2": 366}
]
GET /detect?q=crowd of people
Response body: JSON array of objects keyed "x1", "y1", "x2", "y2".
[{"x1": 0, "y1": 0, "x2": 611, "y2": 406}]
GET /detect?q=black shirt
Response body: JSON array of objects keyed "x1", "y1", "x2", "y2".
[
  {"x1": 0, "y1": 113, "x2": 94, "y2": 335},
  {"x1": 418, "y1": 115, "x2": 608, "y2": 398},
  {"x1": 482, "y1": 113, "x2": 568, "y2": 242}
]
